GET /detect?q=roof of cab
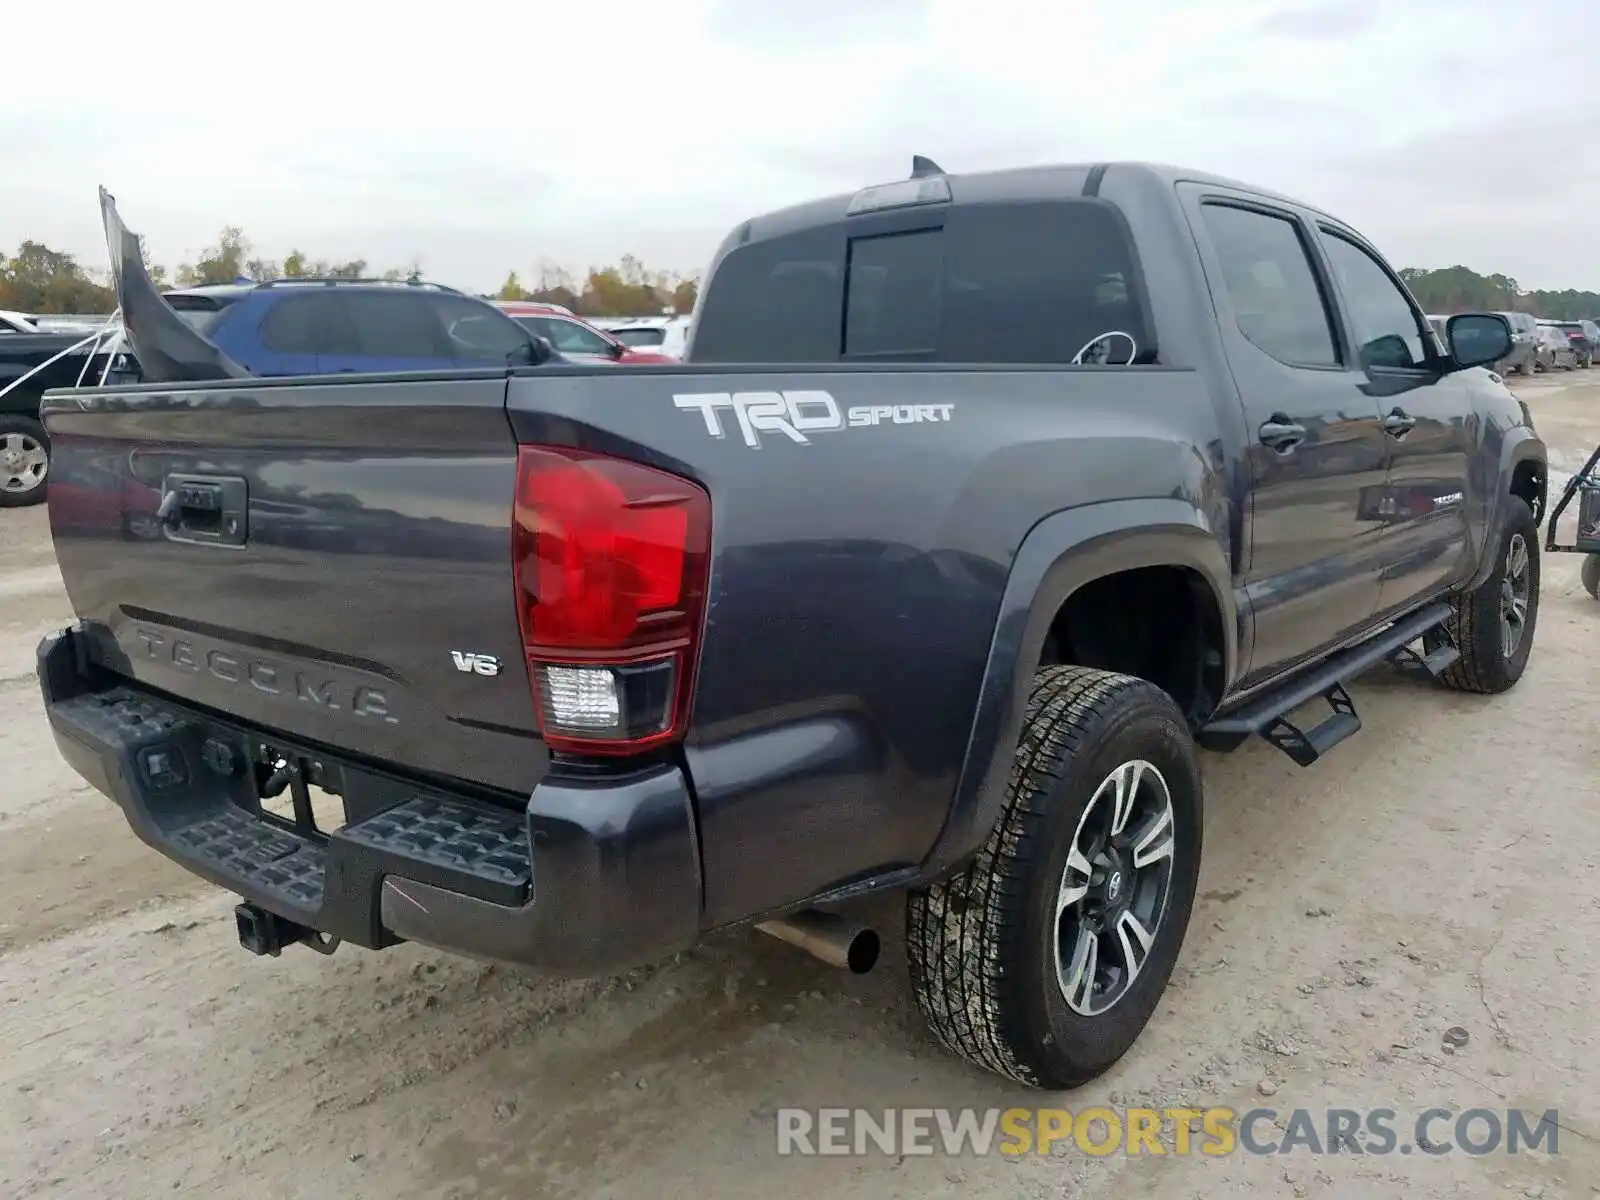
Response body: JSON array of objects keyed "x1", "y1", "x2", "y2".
[{"x1": 722, "y1": 160, "x2": 1336, "y2": 251}]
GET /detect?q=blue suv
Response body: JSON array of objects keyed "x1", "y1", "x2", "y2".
[{"x1": 161, "y1": 279, "x2": 544, "y2": 376}]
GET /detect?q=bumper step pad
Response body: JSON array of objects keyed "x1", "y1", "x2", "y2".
[
  {"x1": 48, "y1": 688, "x2": 532, "y2": 936},
  {"x1": 338, "y1": 796, "x2": 530, "y2": 904},
  {"x1": 172, "y1": 809, "x2": 327, "y2": 909}
]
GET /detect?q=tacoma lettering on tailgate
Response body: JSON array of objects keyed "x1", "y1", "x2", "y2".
[{"x1": 133, "y1": 628, "x2": 399, "y2": 724}]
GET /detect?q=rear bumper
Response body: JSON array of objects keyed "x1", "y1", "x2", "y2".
[{"x1": 37, "y1": 624, "x2": 702, "y2": 974}]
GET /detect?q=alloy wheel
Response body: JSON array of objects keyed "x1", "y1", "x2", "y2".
[
  {"x1": 1053, "y1": 759, "x2": 1177, "y2": 1017},
  {"x1": 1500, "y1": 533, "x2": 1531, "y2": 659},
  {"x1": 0, "y1": 431, "x2": 48, "y2": 496}
]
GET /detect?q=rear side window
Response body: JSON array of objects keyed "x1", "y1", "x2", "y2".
[
  {"x1": 323, "y1": 293, "x2": 451, "y2": 358},
  {"x1": 430, "y1": 295, "x2": 533, "y2": 361},
  {"x1": 693, "y1": 201, "x2": 1150, "y2": 365},
  {"x1": 259, "y1": 294, "x2": 325, "y2": 354},
  {"x1": 940, "y1": 205, "x2": 1148, "y2": 364},
  {"x1": 1199, "y1": 204, "x2": 1339, "y2": 369}
]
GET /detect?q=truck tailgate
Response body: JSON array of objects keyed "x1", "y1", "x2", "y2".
[{"x1": 42, "y1": 373, "x2": 546, "y2": 795}]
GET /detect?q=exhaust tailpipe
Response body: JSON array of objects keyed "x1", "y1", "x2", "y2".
[{"x1": 756, "y1": 909, "x2": 880, "y2": 974}]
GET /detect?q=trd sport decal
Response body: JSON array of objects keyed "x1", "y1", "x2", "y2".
[{"x1": 673, "y1": 390, "x2": 954, "y2": 448}]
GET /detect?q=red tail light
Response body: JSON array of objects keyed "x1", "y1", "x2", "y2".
[{"x1": 512, "y1": 446, "x2": 711, "y2": 755}]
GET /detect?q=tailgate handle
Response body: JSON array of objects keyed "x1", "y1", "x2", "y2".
[{"x1": 158, "y1": 474, "x2": 248, "y2": 547}]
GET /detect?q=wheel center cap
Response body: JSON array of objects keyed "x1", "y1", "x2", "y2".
[{"x1": 1106, "y1": 870, "x2": 1124, "y2": 903}]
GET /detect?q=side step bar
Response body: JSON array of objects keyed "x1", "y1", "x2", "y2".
[{"x1": 1199, "y1": 601, "x2": 1454, "y2": 767}]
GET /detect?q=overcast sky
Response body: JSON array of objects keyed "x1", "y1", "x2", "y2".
[{"x1": 4, "y1": 0, "x2": 1595, "y2": 293}]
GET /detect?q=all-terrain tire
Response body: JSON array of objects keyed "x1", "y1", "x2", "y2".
[
  {"x1": 0, "y1": 413, "x2": 50, "y2": 508},
  {"x1": 1432, "y1": 497, "x2": 1540, "y2": 693},
  {"x1": 1581, "y1": 554, "x2": 1600, "y2": 601},
  {"x1": 905, "y1": 666, "x2": 1202, "y2": 1089}
]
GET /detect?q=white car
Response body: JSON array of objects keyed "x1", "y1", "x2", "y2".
[
  {"x1": 0, "y1": 309, "x2": 40, "y2": 333},
  {"x1": 606, "y1": 316, "x2": 691, "y2": 360}
]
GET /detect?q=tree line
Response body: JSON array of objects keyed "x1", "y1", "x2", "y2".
[
  {"x1": 0, "y1": 227, "x2": 699, "y2": 318},
  {"x1": 6, "y1": 230, "x2": 1597, "y2": 322},
  {"x1": 1394, "y1": 266, "x2": 1600, "y2": 321}
]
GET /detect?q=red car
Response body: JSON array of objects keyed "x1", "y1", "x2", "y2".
[{"x1": 492, "y1": 302, "x2": 678, "y2": 364}]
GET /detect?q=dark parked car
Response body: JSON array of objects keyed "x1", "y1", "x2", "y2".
[
  {"x1": 0, "y1": 310, "x2": 129, "y2": 506},
  {"x1": 1492, "y1": 310, "x2": 1540, "y2": 374},
  {"x1": 1535, "y1": 324, "x2": 1578, "y2": 371},
  {"x1": 1543, "y1": 320, "x2": 1592, "y2": 367},
  {"x1": 37, "y1": 165, "x2": 1544, "y2": 1090}
]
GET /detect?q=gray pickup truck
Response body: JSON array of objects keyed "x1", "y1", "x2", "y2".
[{"x1": 37, "y1": 162, "x2": 1545, "y2": 1089}]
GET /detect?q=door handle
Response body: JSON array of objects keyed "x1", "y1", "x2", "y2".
[
  {"x1": 1382, "y1": 409, "x2": 1417, "y2": 439},
  {"x1": 157, "y1": 474, "x2": 248, "y2": 546},
  {"x1": 1258, "y1": 417, "x2": 1308, "y2": 452}
]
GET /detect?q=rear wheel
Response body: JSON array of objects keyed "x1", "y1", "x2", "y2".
[
  {"x1": 906, "y1": 666, "x2": 1202, "y2": 1088},
  {"x1": 0, "y1": 414, "x2": 49, "y2": 508},
  {"x1": 1582, "y1": 554, "x2": 1600, "y2": 601},
  {"x1": 1429, "y1": 498, "x2": 1539, "y2": 693}
]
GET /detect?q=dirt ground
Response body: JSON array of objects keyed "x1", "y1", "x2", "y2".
[{"x1": 2, "y1": 375, "x2": 1598, "y2": 1200}]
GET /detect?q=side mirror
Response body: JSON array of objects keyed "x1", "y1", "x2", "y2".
[
  {"x1": 607, "y1": 339, "x2": 627, "y2": 359},
  {"x1": 1446, "y1": 313, "x2": 1513, "y2": 370}
]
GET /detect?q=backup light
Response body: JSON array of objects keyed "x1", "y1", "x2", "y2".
[{"x1": 540, "y1": 665, "x2": 619, "y2": 730}]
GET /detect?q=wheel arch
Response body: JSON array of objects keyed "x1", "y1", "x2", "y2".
[
  {"x1": 920, "y1": 499, "x2": 1236, "y2": 878},
  {"x1": 1468, "y1": 430, "x2": 1546, "y2": 592}
]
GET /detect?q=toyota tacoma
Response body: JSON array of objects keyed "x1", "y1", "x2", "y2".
[{"x1": 35, "y1": 164, "x2": 1545, "y2": 1088}]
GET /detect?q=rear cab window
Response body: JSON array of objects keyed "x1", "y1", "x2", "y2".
[{"x1": 691, "y1": 198, "x2": 1154, "y2": 366}]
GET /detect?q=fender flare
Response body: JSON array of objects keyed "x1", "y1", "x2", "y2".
[
  {"x1": 1466, "y1": 429, "x2": 1547, "y2": 591},
  {"x1": 920, "y1": 498, "x2": 1236, "y2": 878}
]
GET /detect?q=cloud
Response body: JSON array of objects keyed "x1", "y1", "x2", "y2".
[
  {"x1": 2, "y1": 0, "x2": 1595, "y2": 293},
  {"x1": 704, "y1": 0, "x2": 932, "y2": 50},
  {"x1": 1255, "y1": 0, "x2": 1382, "y2": 40}
]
